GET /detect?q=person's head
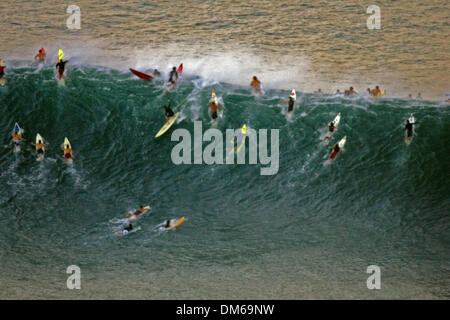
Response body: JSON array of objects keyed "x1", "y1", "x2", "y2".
[
  {"x1": 66, "y1": 144, "x2": 69, "y2": 149},
  {"x1": 39, "y1": 49, "x2": 42, "y2": 53},
  {"x1": 406, "y1": 119, "x2": 410, "y2": 124},
  {"x1": 139, "y1": 205, "x2": 143, "y2": 210},
  {"x1": 163, "y1": 105, "x2": 168, "y2": 110},
  {"x1": 336, "y1": 89, "x2": 340, "y2": 93},
  {"x1": 330, "y1": 122, "x2": 334, "y2": 127},
  {"x1": 172, "y1": 67, "x2": 176, "y2": 71},
  {"x1": 367, "y1": 88, "x2": 371, "y2": 92},
  {"x1": 376, "y1": 86, "x2": 379, "y2": 89},
  {"x1": 350, "y1": 86, "x2": 354, "y2": 90},
  {"x1": 38, "y1": 140, "x2": 42, "y2": 144},
  {"x1": 253, "y1": 76, "x2": 257, "y2": 81},
  {"x1": 318, "y1": 89, "x2": 322, "y2": 92}
]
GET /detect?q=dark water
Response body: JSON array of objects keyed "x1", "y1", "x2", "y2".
[{"x1": 0, "y1": 0, "x2": 449, "y2": 299}]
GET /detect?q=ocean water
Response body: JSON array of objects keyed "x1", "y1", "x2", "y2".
[{"x1": 0, "y1": 0, "x2": 449, "y2": 299}]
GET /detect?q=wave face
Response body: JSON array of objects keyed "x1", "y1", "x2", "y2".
[{"x1": 0, "y1": 63, "x2": 449, "y2": 299}]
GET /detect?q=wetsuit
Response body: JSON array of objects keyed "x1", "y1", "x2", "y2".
[
  {"x1": 56, "y1": 60, "x2": 68, "y2": 77},
  {"x1": 288, "y1": 98, "x2": 294, "y2": 112},
  {"x1": 330, "y1": 145, "x2": 340, "y2": 160},
  {"x1": 329, "y1": 124, "x2": 335, "y2": 132},
  {"x1": 65, "y1": 151, "x2": 72, "y2": 159},
  {"x1": 165, "y1": 103, "x2": 175, "y2": 118},
  {"x1": 405, "y1": 122, "x2": 415, "y2": 137},
  {"x1": 169, "y1": 70, "x2": 178, "y2": 84},
  {"x1": 37, "y1": 148, "x2": 44, "y2": 155}
]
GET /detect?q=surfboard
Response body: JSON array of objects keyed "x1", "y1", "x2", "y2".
[
  {"x1": 129, "y1": 68, "x2": 154, "y2": 80},
  {"x1": 370, "y1": 90, "x2": 386, "y2": 98},
  {"x1": 0, "y1": 77, "x2": 6, "y2": 86},
  {"x1": 177, "y1": 63, "x2": 183, "y2": 76},
  {"x1": 127, "y1": 206, "x2": 151, "y2": 221},
  {"x1": 155, "y1": 112, "x2": 179, "y2": 138},
  {"x1": 166, "y1": 217, "x2": 185, "y2": 231},
  {"x1": 35, "y1": 133, "x2": 45, "y2": 159},
  {"x1": 235, "y1": 135, "x2": 246, "y2": 154},
  {"x1": 405, "y1": 114, "x2": 415, "y2": 144}
]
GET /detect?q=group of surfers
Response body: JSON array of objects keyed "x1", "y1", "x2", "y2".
[
  {"x1": 118, "y1": 205, "x2": 182, "y2": 235},
  {"x1": 12, "y1": 124, "x2": 73, "y2": 161}
]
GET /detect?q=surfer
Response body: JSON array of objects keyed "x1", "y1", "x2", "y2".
[
  {"x1": 127, "y1": 205, "x2": 147, "y2": 220},
  {"x1": 0, "y1": 58, "x2": 6, "y2": 83},
  {"x1": 404, "y1": 119, "x2": 417, "y2": 142},
  {"x1": 34, "y1": 48, "x2": 46, "y2": 63},
  {"x1": 314, "y1": 89, "x2": 323, "y2": 94},
  {"x1": 208, "y1": 99, "x2": 219, "y2": 121},
  {"x1": 416, "y1": 93, "x2": 422, "y2": 99},
  {"x1": 168, "y1": 66, "x2": 178, "y2": 85},
  {"x1": 12, "y1": 128, "x2": 22, "y2": 151},
  {"x1": 280, "y1": 89, "x2": 296, "y2": 113},
  {"x1": 250, "y1": 76, "x2": 262, "y2": 94},
  {"x1": 32, "y1": 139, "x2": 46, "y2": 158},
  {"x1": 122, "y1": 223, "x2": 133, "y2": 235},
  {"x1": 153, "y1": 69, "x2": 161, "y2": 77},
  {"x1": 163, "y1": 98, "x2": 175, "y2": 121},
  {"x1": 344, "y1": 87, "x2": 357, "y2": 96},
  {"x1": 62, "y1": 143, "x2": 73, "y2": 160},
  {"x1": 324, "y1": 121, "x2": 336, "y2": 133},
  {"x1": 328, "y1": 143, "x2": 341, "y2": 160},
  {"x1": 336, "y1": 89, "x2": 342, "y2": 95},
  {"x1": 56, "y1": 59, "x2": 68, "y2": 80}
]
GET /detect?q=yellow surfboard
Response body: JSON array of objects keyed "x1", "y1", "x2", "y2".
[
  {"x1": 155, "y1": 112, "x2": 179, "y2": 138},
  {"x1": 64, "y1": 137, "x2": 71, "y2": 149},
  {"x1": 166, "y1": 216, "x2": 185, "y2": 230},
  {"x1": 370, "y1": 90, "x2": 386, "y2": 98}
]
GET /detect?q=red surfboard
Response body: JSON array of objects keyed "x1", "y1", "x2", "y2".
[
  {"x1": 129, "y1": 68, "x2": 154, "y2": 80},
  {"x1": 177, "y1": 63, "x2": 183, "y2": 76}
]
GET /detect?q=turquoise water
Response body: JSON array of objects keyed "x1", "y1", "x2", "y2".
[
  {"x1": 0, "y1": 64, "x2": 448, "y2": 299},
  {"x1": 0, "y1": 0, "x2": 449, "y2": 299}
]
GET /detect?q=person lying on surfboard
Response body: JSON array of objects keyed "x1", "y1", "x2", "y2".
[
  {"x1": 323, "y1": 121, "x2": 336, "y2": 133},
  {"x1": 32, "y1": 139, "x2": 46, "y2": 158},
  {"x1": 12, "y1": 130, "x2": 22, "y2": 151},
  {"x1": 404, "y1": 119, "x2": 418, "y2": 142},
  {"x1": 121, "y1": 223, "x2": 133, "y2": 235},
  {"x1": 251, "y1": 76, "x2": 262, "y2": 94},
  {"x1": 62, "y1": 143, "x2": 73, "y2": 160},
  {"x1": 127, "y1": 205, "x2": 149, "y2": 220},
  {"x1": 56, "y1": 59, "x2": 68, "y2": 80},
  {"x1": 328, "y1": 143, "x2": 341, "y2": 160},
  {"x1": 163, "y1": 98, "x2": 175, "y2": 121},
  {"x1": 34, "y1": 48, "x2": 46, "y2": 63}
]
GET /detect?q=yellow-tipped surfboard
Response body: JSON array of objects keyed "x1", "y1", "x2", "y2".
[
  {"x1": 155, "y1": 112, "x2": 179, "y2": 138},
  {"x1": 166, "y1": 216, "x2": 185, "y2": 230}
]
